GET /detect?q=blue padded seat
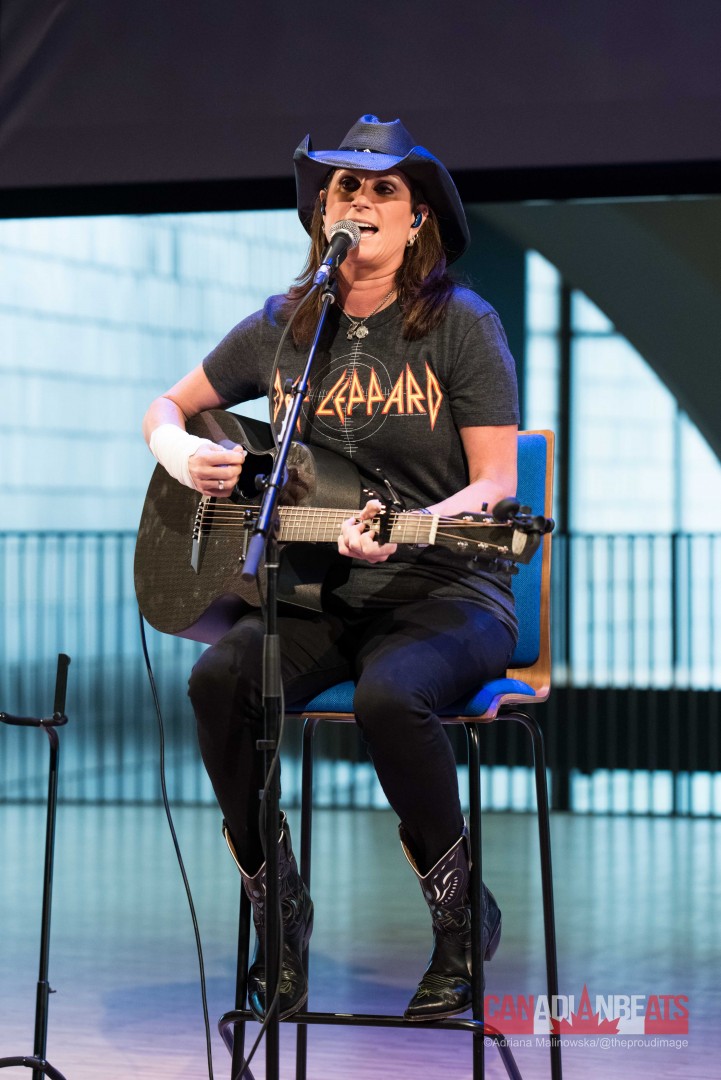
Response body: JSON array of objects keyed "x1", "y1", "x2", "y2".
[{"x1": 302, "y1": 676, "x2": 536, "y2": 719}]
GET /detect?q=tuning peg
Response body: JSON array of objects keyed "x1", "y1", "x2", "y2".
[{"x1": 492, "y1": 497, "x2": 520, "y2": 522}]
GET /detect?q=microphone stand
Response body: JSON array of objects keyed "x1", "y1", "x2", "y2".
[
  {"x1": 240, "y1": 278, "x2": 337, "y2": 1080},
  {"x1": 0, "y1": 654, "x2": 71, "y2": 1080}
]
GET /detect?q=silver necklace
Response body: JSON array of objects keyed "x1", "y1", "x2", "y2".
[{"x1": 339, "y1": 288, "x2": 396, "y2": 340}]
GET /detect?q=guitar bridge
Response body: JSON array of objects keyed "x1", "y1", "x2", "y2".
[
  {"x1": 238, "y1": 508, "x2": 255, "y2": 562},
  {"x1": 191, "y1": 496, "x2": 211, "y2": 574}
]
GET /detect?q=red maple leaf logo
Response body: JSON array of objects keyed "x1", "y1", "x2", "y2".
[{"x1": 551, "y1": 985, "x2": 620, "y2": 1034}]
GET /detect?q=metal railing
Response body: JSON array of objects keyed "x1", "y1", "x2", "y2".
[{"x1": 1, "y1": 531, "x2": 720, "y2": 814}]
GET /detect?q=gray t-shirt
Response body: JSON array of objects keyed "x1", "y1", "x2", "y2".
[{"x1": 202, "y1": 285, "x2": 520, "y2": 638}]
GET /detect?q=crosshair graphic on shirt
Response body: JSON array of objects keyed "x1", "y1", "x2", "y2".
[{"x1": 273, "y1": 348, "x2": 445, "y2": 455}]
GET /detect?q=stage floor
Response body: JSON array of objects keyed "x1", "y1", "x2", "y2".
[{"x1": 1, "y1": 804, "x2": 718, "y2": 1079}]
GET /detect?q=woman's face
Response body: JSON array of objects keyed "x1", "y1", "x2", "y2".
[{"x1": 321, "y1": 168, "x2": 426, "y2": 276}]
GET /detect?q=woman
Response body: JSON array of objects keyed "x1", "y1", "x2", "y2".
[{"x1": 142, "y1": 115, "x2": 519, "y2": 1023}]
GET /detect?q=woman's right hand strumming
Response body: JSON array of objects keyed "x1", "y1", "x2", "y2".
[
  {"x1": 187, "y1": 441, "x2": 246, "y2": 498},
  {"x1": 143, "y1": 363, "x2": 246, "y2": 498}
]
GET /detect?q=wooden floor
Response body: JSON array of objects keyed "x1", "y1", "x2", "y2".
[{"x1": 1, "y1": 804, "x2": 719, "y2": 1079}]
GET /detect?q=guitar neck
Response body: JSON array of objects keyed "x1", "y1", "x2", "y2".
[
  {"x1": 195, "y1": 498, "x2": 533, "y2": 561},
  {"x1": 275, "y1": 506, "x2": 435, "y2": 545}
]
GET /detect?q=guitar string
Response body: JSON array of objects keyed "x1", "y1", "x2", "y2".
[
  {"x1": 193, "y1": 505, "x2": 516, "y2": 548},
  {"x1": 196, "y1": 504, "x2": 499, "y2": 523},
  {"x1": 194, "y1": 526, "x2": 512, "y2": 551},
  {"x1": 195, "y1": 514, "x2": 501, "y2": 533},
  {"x1": 196, "y1": 506, "x2": 503, "y2": 528}
]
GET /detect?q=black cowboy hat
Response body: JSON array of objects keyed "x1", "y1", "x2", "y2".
[{"x1": 293, "y1": 114, "x2": 470, "y2": 263}]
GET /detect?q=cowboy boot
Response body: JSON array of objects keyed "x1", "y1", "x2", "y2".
[
  {"x1": 223, "y1": 813, "x2": 314, "y2": 1021},
  {"x1": 400, "y1": 822, "x2": 502, "y2": 1021}
]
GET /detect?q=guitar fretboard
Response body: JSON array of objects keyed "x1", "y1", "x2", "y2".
[
  {"x1": 275, "y1": 506, "x2": 437, "y2": 545},
  {"x1": 196, "y1": 502, "x2": 439, "y2": 545}
]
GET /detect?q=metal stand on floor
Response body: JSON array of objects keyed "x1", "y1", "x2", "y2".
[{"x1": 0, "y1": 653, "x2": 71, "y2": 1080}]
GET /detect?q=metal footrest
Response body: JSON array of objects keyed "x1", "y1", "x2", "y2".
[{"x1": 218, "y1": 1008, "x2": 524, "y2": 1080}]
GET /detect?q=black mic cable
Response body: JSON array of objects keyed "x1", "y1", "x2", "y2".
[
  {"x1": 139, "y1": 609, "x2": 216, "y2": 1080},
  {"x1": 139, "y1": 597, "x2": 284, "y2": 1080}
]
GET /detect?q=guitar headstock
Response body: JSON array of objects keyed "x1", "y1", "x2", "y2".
[
  {"x1": 398, "y1": 509, "x2": 547, "y2": 566},
  {"x1": 492, "y1": 498, "x2": 555, "y2": 537}
]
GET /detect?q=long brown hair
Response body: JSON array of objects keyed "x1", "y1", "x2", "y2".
[{"x1": 280, "y1": 183, "x2": 455, "y2": 346}]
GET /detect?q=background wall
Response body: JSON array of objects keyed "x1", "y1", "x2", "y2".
[
  {"x1": 2, "y1": 208, "x2": 721, "y2": 818},
  {"x1": 474, "y1": 198, "x2": 721, "y2": 462},
  {"x1": 0, "y1": 211, "x2": 308, "y2": 530}
]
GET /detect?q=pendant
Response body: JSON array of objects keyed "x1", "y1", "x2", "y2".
[{"x1": 347, "y1": 322, "x2": 369, "y2": 340}]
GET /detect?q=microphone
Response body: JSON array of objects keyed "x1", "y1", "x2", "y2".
[{"x1": 313, "y1": 219, "x2": 362, "y2": 285}]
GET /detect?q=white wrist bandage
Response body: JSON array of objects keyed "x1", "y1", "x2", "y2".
[{"x1": 148, "y1": 424, "x2": 214, "y2": 490}]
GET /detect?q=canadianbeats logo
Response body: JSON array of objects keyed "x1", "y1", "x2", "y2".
[{"x1": 273, "y1": 353, "x2": 445, "y2": 449}]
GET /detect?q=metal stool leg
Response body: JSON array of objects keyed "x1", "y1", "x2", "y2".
[
  {"x1": 295, "y1": 717, "x2": 318, "y2": 1080},
  {"x1": 513, "y1": 711, "x2": 562, "y2": 1080},
  {"x1": 466, "y1": 724, "x2": 486, "y2": 1080},
  {"x1": 226, "y1": 887, "x2": 254, "y2": 1079}
]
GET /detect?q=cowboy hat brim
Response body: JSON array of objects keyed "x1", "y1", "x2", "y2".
[{"x1": 293, "y1": 135, "x2": 470, "y2": 263}]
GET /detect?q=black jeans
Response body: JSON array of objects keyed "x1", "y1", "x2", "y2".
[{"x1": 188, "y1": 597, "x2": 515, "y2": 874}]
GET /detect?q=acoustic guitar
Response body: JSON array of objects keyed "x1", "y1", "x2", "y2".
[{"x1": 134, "y1": 410, "x2": 548, "y2": 644}]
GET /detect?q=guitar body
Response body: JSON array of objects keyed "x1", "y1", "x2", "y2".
[
  {"x1": 136, "y1": 410, "x2": 548, "y2": 646},
  {"x1": 134, "y1": 410, "x2": 363, "y2": 644}
]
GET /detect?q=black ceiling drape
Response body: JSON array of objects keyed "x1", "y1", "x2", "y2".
[{"x1": 2, "y1": 0, "x2": 720, "y2": 207}]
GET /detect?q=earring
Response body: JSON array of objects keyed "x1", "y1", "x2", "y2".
[{"x1": 406, "y1": 233, "x2": 418, "y2": 247}]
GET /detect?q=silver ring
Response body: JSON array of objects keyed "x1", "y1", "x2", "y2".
[{"x1": 218, "y1": 479, "x2": 224, "y2": 491}]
